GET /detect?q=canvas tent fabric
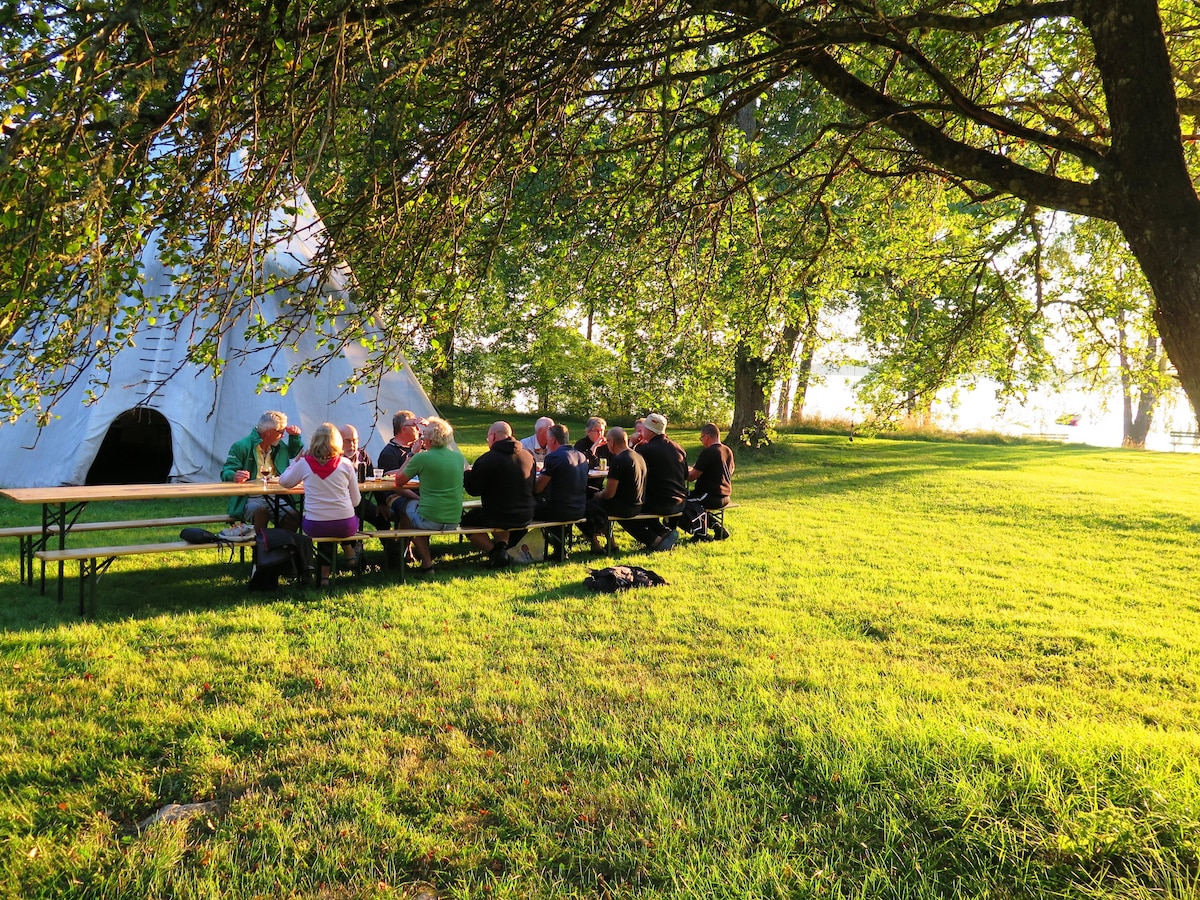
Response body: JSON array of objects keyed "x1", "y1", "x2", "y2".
[{"x1": 0, "y1": 188, "x2": 437, "y2": 489}]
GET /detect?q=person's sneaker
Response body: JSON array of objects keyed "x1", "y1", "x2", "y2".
[
  {"x1": 219, "y1": 523, "x2": 256, "y2": 541},
  {"x1": 691, "y1": 532, "x2": 713, "y2": 543},
  {"x1": 655, "y1": 529, "x2": 679, "y2": 552},
  {"x1": 712, "y1": 524, "x2": 730, "y2": 541}
]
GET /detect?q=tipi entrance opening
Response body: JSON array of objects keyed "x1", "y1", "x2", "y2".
[{"x1": 86, "y1": 408, "x2": 174, "y2": 485}]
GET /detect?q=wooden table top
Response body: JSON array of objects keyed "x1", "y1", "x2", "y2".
[{"x1": 0, "y1": 479, "x2": 398, "y2": 505}]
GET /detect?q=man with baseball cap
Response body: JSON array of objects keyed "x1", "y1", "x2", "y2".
[{"x1": 628, "y1": 412, "x2": 687, "y2": 551}]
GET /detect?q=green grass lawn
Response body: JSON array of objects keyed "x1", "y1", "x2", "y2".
[{"x1": 1, "y1": 424, "x2": 1198, "y2": 898}]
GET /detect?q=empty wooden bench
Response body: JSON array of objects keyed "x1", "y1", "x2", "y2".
[
  {"x1": 1169, "y1": 431, "x2": 1200, "y2": 450},
  {"x1": 35, "y1": 535, "x2": 255, "y2": 615},
  {"x1": 4, "y1": 514, "x2": 238, "y2": 590}
]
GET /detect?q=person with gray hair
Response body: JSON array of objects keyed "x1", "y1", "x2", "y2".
[
  {"x1": 392, "y1": 417, "x2": 466, "y2": 574},
  {"x1": 339, "y1": 423, "x2": 392, "y2": 564},
  {"x1": 221, "y1": 410, "x2": 304, "y2": 531},
  {"x1": 536, "y1": 424, "x2": 589, "y2": 520},
  {"x1": 520, "y1": 416, "x2": 555, "y2": 464},
  {"x1": 574, "y1": 416, "x2": 611, "y2": 469}
]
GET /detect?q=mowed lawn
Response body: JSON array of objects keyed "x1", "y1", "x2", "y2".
[{"x1": 0, "y1": 427, "x2": 1198, "y2": 899}]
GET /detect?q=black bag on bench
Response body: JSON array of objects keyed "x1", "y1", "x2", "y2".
[
  {"x1": 249, "y1": 529, "x2": 313, "y2": 591},
  {"x1": 678, "y1": 498, "x2": 709, "y2": 538},
  {"x1": 180, "y1": 527, "x2": 222, "y2": 544}
]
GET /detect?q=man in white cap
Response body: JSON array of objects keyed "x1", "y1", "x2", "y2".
[{"x1": 629, "y1": 412, "x2": 687, "y2": 551}]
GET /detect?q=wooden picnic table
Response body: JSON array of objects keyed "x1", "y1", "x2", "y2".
[{"x1": 1, "y1": 479, "x2": 397, "y2": 602}]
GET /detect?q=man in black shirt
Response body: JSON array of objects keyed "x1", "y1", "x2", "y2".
[
  {"x1": 377, "y1": 410, "x2": 421, "y2": 475},
  {"x1": 687, "y1": 422, "x2": 735, "y2": 540},
  {"x1": 579, "y1": 426, "x2": 646, "y2": 554},
  {"x1": 340, "y1": 422, "x2": 391, "y2": 528},
  {"x1": 689, "y1": 423, "x2": 735, "y2": 507},
  {"x1": 372, "y1": 410, "x2": 423, "y2": 567},
  {"x1": 627, "y1": 412, "x2": 687, "y2": 551}
]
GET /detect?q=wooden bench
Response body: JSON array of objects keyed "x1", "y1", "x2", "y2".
[
  {"x1": 1027, "y1": 432, "x2": 1069, "y2": 442},
  {"x1": 606, "y1": 503, "x2": 737, "y2": 553},
  {"x1": 35, "y1": 535, "x2": 255, "y2": 615},
  {"x1": 1169, "y1": 431, "x2": 1200, "y2": 450},
  {"x1": 345, "y1": 518, "x2": 587, "y2": 581},
  {"x1": 3, "y1": 514, "x2": 237, "y2": 589}
]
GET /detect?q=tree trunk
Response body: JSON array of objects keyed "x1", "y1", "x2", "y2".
[
  {"x1": 779, "y1": 325, "x2": 814, "y2": 424},
  {"x1": 1120, "y1": 330, "x2": 1163, "y2": 448},
  {"x1": 778, "y1": 374, "x2": 794, "y2": 425},
  {"x1": 1123, "y1": 393, "x2": 1154, "y2": 448},
  {"x1": 729, "y1": 343, "x2": 771, "y2": 442},
  {"x1": 428, "y1": 324, "x2": 456, "y2": 407},
  {"x1": 1086, "y1": 0, "x2": 1200, "y2": 422},
  {"x1": 793, "y1": 340, "x2": 814, "y2": 423},
  {"x1": 1127, "y1": 244, "x2": 1200, "y2": 426}
]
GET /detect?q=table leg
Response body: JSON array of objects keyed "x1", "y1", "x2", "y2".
[{"x1": 39, "y1": 501, "x2": 87, "y2": 603}]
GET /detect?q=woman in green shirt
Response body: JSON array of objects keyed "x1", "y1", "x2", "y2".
[{"x1": 392, "y1": 417, "x2": 465, "y2": 573}]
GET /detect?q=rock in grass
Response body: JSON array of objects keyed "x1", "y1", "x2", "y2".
[{"x1": 137, "y1": 801, "x2": 219, "y2": 831}]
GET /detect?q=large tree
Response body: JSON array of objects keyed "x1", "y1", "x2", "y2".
[{"x1": 4, "y1": 1, "x2": 1200, "y2": 422}]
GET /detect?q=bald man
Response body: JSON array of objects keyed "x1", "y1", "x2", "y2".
[{"x1": 462, "y1": 421, "x2": 537, "y2": 567}]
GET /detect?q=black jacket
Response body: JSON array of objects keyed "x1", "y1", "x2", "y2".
[
  {"x1": 464, "y1": 437, "x2": 537, "y2": 526},
  {"x1": 636, "y1": 433, "x2": 688, "y2": 516}
]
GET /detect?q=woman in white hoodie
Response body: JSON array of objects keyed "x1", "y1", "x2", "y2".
[{"x1": 279, "y1": 422, "x2": 361, "y2": 586}]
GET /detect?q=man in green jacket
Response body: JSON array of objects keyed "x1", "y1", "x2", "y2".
[{"x1": 221, "y1": 410, "x2": 304, "y2": 530}]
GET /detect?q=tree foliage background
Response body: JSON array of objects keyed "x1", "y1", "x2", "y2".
[{"x1": 3, "y1": 1, "x2": 1199, "y2": 437}]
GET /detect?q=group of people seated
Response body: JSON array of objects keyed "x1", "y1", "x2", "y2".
[{"x1": 222, "y1": 408, "x2": 734, "y2": 583}]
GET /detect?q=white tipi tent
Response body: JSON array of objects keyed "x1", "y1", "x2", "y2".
[{"x1": 0, "y1": 187, "x2": 437, "y2": 489}]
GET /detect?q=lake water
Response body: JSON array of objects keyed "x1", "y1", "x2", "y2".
[{"x1": 797, "y1": 366, "x2": 1198, "y2": 453}]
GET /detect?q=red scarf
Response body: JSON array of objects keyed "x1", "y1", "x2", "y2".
[{"x1": 304, "y1": 453, "x2": 341, "y2": 480}]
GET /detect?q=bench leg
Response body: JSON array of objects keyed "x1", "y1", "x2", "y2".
[
  {"x1": 397, "y1": 538, "x2": 410, "y2": 585},
  {"x1": 80, "y1": 558, "x2": 95, "y2": 617}
]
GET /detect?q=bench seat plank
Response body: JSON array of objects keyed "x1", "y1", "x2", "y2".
[
  {"x1": 8, "y1": 514, "x2": 237, "y2": 587},
  {"x1": 341, "y1": 519, "x2": 587, "y2": 581},
  {"x1": 34, "y1": 537, "x2": 254, "y2": 616},
  {"x1": 34, "y1": 538, "x2": 253, "y2": 563},
  {"x1": 0, "y1": 514, "x2": 235, "y2": 538}
]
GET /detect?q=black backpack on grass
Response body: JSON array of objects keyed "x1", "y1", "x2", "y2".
[
  {"x1": 249, "y1": 529, "x2": 313, "y2": 591},
  {"x1": 584, "y1": 565, "x2": 668, "y2": 593}
]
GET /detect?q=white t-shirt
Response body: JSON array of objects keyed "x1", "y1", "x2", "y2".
[
  {"x1": 521, "y1": 434, "x2": 548, "y2": 461},
  {"x1": 279, "y1": 455, "x2": 361, "y2": 522}
]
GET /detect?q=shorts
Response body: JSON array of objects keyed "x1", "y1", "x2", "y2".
[
  {"x1": 403, "y1": 498, "x2": 460, "y2": 531},
  {"x1": 302, "y1": 515, "x2": 360, "y2": 539},
  {"x1": 242, "y1": 496, "x2": 273, "y2": 525}
]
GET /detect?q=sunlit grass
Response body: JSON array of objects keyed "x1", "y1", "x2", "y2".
[{"x1": 1, "y1": 432, "x2": 1198, "y2": 898}]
